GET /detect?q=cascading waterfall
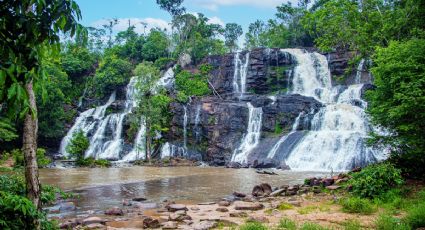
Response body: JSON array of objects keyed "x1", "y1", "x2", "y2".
[
  {"x1": 231, "y1": 103, "x2": 263, "y2": 164},
  {"x1": 122, "y1": 119, "x2": 146, "y2": 161},
  {"x1": 232, "y1": 52, "x2": 250, "y2": 97},
  {"x1": 279, "y1": 49, "x2": 386, "y2": 171},
  {"x1": 194, "y1": 104, "x2": 202, "y2": 142},
  {"x1": 267, "y1": 112, "x2": 303, "y2": 159},
  {"x1": 355, "y1": 59, "x2": 365, "y2": 84},
  {"x1": 59, "y1": 92, "x2": 116, "y2": 157},
  {"x1": 183, "y1": 105, "x2": 188, "y2": 148}
]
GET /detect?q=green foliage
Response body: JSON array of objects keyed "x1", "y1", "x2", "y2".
[
  {"x1": 278, "y1": 218, "x2": 297, "y2": 230},
  {"x1": 274, "y1": 123, "x2": 283, "y2": 135},
  {"x1": 302, "y1": 0, "x2": 425, "y2": 55},
  {"x1": 340, "y1": 197, "x2": 376, "y2": 214},
  {"x1": 375, "y1": 214, "x2": 410, "y2": 230},
  {"x1": 154, "y1": 57, "x2": 175, "y2": 70},
  {"x1": 367, "y1": 39, "x2": 425, "y2": 177},
  {"x1": 349, "y1": 163, "x2": 403, "y2": 198},
  {"x1": 12, "y1": 148, "x2": 51, "y2": 168},
  {"x1": 277, "y1": 202, "x2": 293, "y2": 210},
  {"x1": 66, "y1": 130, "x2": 90, "y2": 166},
  {"x1": 299, "y1": 222, "x2": 327, "y2": 230},
  {"x1": 175, "y1": 70, "x2": 211, "y2": 98},
  {"x1": 239, "y1": 221, "x2": 268, "y2": 230},
  {"x1": 61, "y1": 44, "x2": 97, "y2": 80},
  {"x1": 142, "y1": 30, "x2": 170, "y2": 62},
  {"x1": 94, "y1": 54, "x2": 133, "y2": 96},
  {"x1": 0, "y1": 117, "x2": 18, "y2": 142},
  {"x1": 403, "y1": 202, "x2": 425, "y2": 229},
  {"x1": 224, "y1": 23, "x2": 243, "y2": 52}
]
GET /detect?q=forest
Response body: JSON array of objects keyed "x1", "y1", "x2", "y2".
[{"x1": 0, "y1": 0, "x2": 425, "y2": 229}]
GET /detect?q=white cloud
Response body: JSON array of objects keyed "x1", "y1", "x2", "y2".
[
  {"x1": 208, "y1": 16, "x2": 225, "y2": 26},
  {"x1": 188, "y1": 0, "x2": 290, "y2": 11},
  {"x1": 91, "y1": 17, "x2": 172, "y2": 34}
]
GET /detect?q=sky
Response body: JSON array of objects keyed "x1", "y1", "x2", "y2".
[{"x1": 74, "y1": 0, "x2": 292, "y2": 36}]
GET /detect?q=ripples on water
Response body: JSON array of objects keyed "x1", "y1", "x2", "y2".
[{"x1": 40, "y1": 167, "x2": 326, "y2": 215}]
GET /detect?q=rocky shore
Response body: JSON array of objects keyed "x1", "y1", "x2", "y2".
[{"x1": 53, "y1": 171, "x2": 378, "y2": 229}]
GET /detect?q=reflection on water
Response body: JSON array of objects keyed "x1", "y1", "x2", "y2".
[{"x1": 39, "y1": 167, "x2": 326, "y2": 214}]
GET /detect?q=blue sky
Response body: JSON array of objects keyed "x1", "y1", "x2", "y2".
[{"x1": 75, "y1": 0, "x2": 292, "y2": 36}]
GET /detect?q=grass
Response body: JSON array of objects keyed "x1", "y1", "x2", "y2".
[
  {"x1": 239, "y1": 222, "x2": 268, "y2": 230},
  {"x1": 341, "y1": 219, "x2": 361, "y2": 230},
  {"x1": 299, "y1": 222, "x2": 328, "y2": 230},
  {"x1": 298, "y1": 203, "x2": 331, "y2": 215},
  {"x1": 277, "y1": 202, "x2": 294, "y2": 211},
  {"x1": 278, "y1": 218, "x2": 297, "y2": 230},
  {"x1": 403, "y1": 202, "x2": 425, "y2": 229},
  {"x1": 374, "y1": 214, "x2": 410, "y2": 230},
  {"x1": 340, "y1": 197, "x2": 377, "y2": 215}
]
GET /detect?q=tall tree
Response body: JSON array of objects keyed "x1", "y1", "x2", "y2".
[
  {"x1": 156, "y1": 0, "x2": 186, "y2": 17},
  {"x1": 0, "y1": 0, "x2": 84, "y2": 216},
  {"x1": 224, "y1": 23, "x2": 243, "y2": 52}
]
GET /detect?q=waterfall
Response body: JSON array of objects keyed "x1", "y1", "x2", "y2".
[
  {"x1": 267, "y1": 112, "x2": 303, "y2": 159},
  {"x1": 355, "y1": 59, "x2": 365, "y2": 84},
  {"x1": 231, "y1": 103, "x2": 263, "y2": 163},
  {"x1": 59, "y1": 92, "x2": 116, "y2": 157},
  {"x1": 122, "y1": 119, "x2": 146, "y2": 161},
  {"x1": 183, "y1": 105, "x2": 188, "y2": 148},
  {"x1": 160, "y1": 142, "x2": 187, "y2": 159},
  {"x1": 194, "y1": 104, "x2": 202, "y2": 142},
  {"x1": 232, "y1": 52, "x2": 250, "y2": 97},
  {"x1": 278, "y1": 49, "x2": 386, "y2": 171}
]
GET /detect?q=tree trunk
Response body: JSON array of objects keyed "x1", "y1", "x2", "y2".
[{"x1": 23, "y1": 81, "x2": 41, "y2": 212}]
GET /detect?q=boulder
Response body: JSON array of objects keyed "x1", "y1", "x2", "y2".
[
  {"x1": 162, "y1": 221, "x2": 178, "y2": 229},
  {"x1": 167, "y1": 204, "x2": 188, "y2": 212},
  {"x1": 132, "y1": 197, "x2": 147, "y2": 202},
  {"x1": 143, "y1": 217, "x2": 160, "y2": 228},
  {"x1": 218, "y1": 200, "x2": 231, "y2": 206},
  {"x1": 270, "y1": 188, "x2": 285, "y2": 197},
  {"x1": 82, "y1": 217, "x2": 106, "y2": 226},
  {"x1": 216, "y1": 207, "x2": 229, "y2": 212},
  {"x1": 192, "y1": 221, "x2": 217, "y2": 230},
  {"x1": 321, "y1": 178, "x2": 335, "y2": 186},
  {"x1": 233, "y1": 192, "x2": 247, "y2": 198},
  {"x1": 229, "y1": 212, "x2": 248, "y2": 218},
  {"x1": 59, "y1": 219, "x2": 79, "y2": 229},
  {"x1": 105, "y1": 207, "x2": 124, "y2": 216},
  {"x1": 234, "y1": 201, "x2": 264, "y2": 211},
  {"x1": 252, "y1": 183, "x2": 272, "y2": 197}
]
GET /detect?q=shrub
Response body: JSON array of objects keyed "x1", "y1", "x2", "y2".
[
  {"x1": 154, "y1": 57, "x2": 174, "y2": 70},
  {"x1": 12, "y1": 148, "x2": 51, "y2": 168},
  {"x1": 375, "y1": 214, "x2": 410, "y2": 230},
  {"x1": 277, "y1": 202, "x2": 293, "y2": 210},
  {"x1": 403, "y1": 202, "x2": 425, "y2": 229},
  {"x1": 239, "y1": 222, "x2": 268, "y2": 230},
  {"x1": 349, "y1": 163, "x2": 403, "y2": 198},
  {"x1": 340, "y1": 197, "x2": 376, "y2": 214},
  {"x1": 175, "y1": 70, "x2": 211, "y2": 98},
  {"x1": 278, "y1": 218, "x2": 297, "y2": 230},
  {"x1": 66, "y1": 130, "x2": 90, "y2": 166}
]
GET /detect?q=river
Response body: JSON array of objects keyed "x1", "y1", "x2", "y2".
[{"x1": 39, "y1": 166, "x2": 325, "y2": 215}]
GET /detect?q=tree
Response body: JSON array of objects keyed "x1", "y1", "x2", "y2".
[
  {"x1": 142, "y1": 29, "x2": 170, "y2": 61},
  {"x1": 66, "y1": 129, "x2": 90, "y2": 165},
  {"x1": 94, "y1": 54, "x2": 133, "y2": 96},
  {"x1": 245, "y1": 20, "x2": 267, "y2": 49},
  {"x1": 224, "y1": 23, "x2": 243, "y2": 52},
  {"x1": 134, "y1": 63, "x2": 172, "y2": 161},
  {"x1": 156, "y1": 0, "x2": 186, "y2": 16},
  {"x1": 367, "y1": 39, "x2": 425, "y2": 177},
  {"x1": 0, "y1": 0, "x2": 84, "y2": 215}
]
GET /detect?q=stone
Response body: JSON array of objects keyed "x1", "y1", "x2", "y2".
[
  {"x1": 132, "y1": 197, "x2": 147, "y2": 202},
  {"x1": 321, "y1": 178, "x2": 335, "y2": 186},
  {"x1": 105, "y1": 207, "x2": 124, "y2": 216},
  {"x1": 242, "y1": 195, "x2": 256, "y2": 202},
  {"x1": 270, "y1": 188, "x2": 285, "y2": 197},
  {"x1": 59, "y1": 219, "x2": 79, "y2": 229},
  {"x1": 59, "y1": 201, "x2": 76, "y2": 212},
  {"x1": 167, "y1": 204, "x2": 188, "y2": 212},
  {"x1": 229, "y1": 212, "x2": 248, "y2": 218},
  {"x1": 248, "y1": 216, "x2": 269, "y2": 223},
  {"x1": 198, "y1": 202, "x2": 216, "y2": 205},
  {"x1": 216, "y1": 207, "x2": 229, "y2": 212},
  {"x1": 191, "y1": 207, "x2": 201, "y2": 211},
  {"x1": 335, "y1": 178, "x2": 349, "y2": 184},
  {"x1": 85, "y1": 223, "x2": 104, "y2": 229},
  {"x1": 234, "y1": 201, "x2": 264, "y2": 211},
  {"x1": 162, "y1": 221, "x2": 178, "y2": 229},
  {"x1": 252, "y1": 183, "x2": 273, "y2": 197},
  {"x1": 169, "y1": 212, "x2": 192, "y2": 221},
  {"x1": 192, "y1": 221, "x2": 217, "y2": 230},
  {"x1": 218, "y1": 200, "x2": 231, "y2": 206},
  {"x1": 233, "y1": 192, "x2": 246, "y2": 198},
  {"x1": 82, "y1": 217, "x2": 105, "y2": 226},
  {"x1": 286, "y1": 190, "x2": 297, "y2": 196},
  {"x1": 326, "y1": 185, "x2": 341, "y2": 190},
  {"x1": 143, "y1": 217, "x2": 160, "y2": 228}
]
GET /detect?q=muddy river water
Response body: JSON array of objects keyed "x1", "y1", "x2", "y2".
[{"x1": 39, "y1": 166, "x2": 326, "y2": 215}]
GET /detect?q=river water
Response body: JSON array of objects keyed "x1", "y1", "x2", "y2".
[{"x1": 39, "y1": 167, "x2": 325, "y2": 215}]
